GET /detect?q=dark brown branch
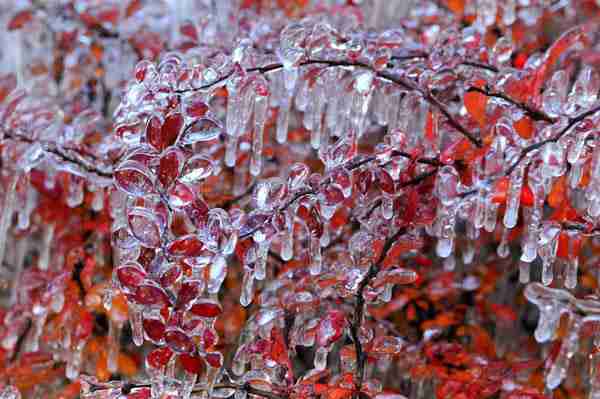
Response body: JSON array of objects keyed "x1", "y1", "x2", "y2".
[
  {"x1": 239, "y1": 153, "x2": 437, "y2": 240},
  {"x1": 9, "y1": 318, "x2": 32, "y2": 363},
  {"x1": 461, "y1": 61, "x2": 499, "y2": 73},
  {"x1": 2, "y1": 130, "x2": 113, "y2": 178},
  {"x1": 122, "y1": 382, "x2": 287, "y2": 399},
  {"x1": 467, "y1": 86, "x2": 556, "y2": 123},
  {"x1": 505, "y1": 103, "x2": 600, "y2": 175},
  {"x1": 350, "y1": 227, "x2": 407, "y2": 398},
  {"x1": 177, "y1": 58, "x2": 482, "y2": 148},
  {"x1": 214, "y1": 383, "x2": 288, "y2": 399},
  {"x1": 219, "y1": 180, "x2": 257, "y2": 210}
]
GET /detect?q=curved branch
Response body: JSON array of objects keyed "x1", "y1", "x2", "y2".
[
  {"x1": 177, "y1": 58, "x2": 482, "y2": 148},
  {"x1": 1, "y1": 130, "x2": 114, "y2": 178},
  {"x1": 467, "y1": 86, "x2": 556, "y2": 123},
  {"x1": 239, "y1": 152, "x2": 438, "y2": 240},
  {"x1": 505, "y1": 102, "x2": 600, "y2": 176}
]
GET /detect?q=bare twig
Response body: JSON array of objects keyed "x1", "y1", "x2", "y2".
[
  {"x1": 350, "y1": 227, "x2": 407, "y2": 398},
  {"x1": 177, "y1": 58, "x2": 482, "y2": 148},
  {"x1": 467, "y1": 86, "x2": 556, "y2": 123},
  {"x1": 505, "y1": 103, "x2": 600, "y2": 175},
  {"x1": 2, "y1": 130, "x2": 114, "y2": 178}
]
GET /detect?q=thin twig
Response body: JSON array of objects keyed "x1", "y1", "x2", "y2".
[
  {"x1": 177, "y1": 58, "x2": 482, "y2": 148},
  {"x1": 505, "y1": 103, "x2": 600, "y2": 175},
  {"x1": 350, "y1": 228, "x2": 407, "y2": 398},
  {"x1": 121, "y1": 381, "x2": 287, "y2": 399},
  {"x1": 213, "y1": 383, "x2": 288, "y2": 399},
  {"x1": 239, "y1": 153, "x2": 438, "y2": 240},
  {"x1": 2, "y1": 130, "x2": 114, "y2": 178},
  {"x1": 467, "y1": 86, "x2": 556, "y2": 123}
]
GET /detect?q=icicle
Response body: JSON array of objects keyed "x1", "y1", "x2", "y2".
[
  {"x1": 521, "y1": 168, "x2": 544, "y2": 262},
  {"x1": 107, "y1": 319, "x2": 122, "y2": 374},
  {"x1": 226, "y1": 76, "x2": 254, "y2": 167},
  {"x1": 387, "y1": 91, "x2": 401, "y2": 131},
  {"x1": 296, "y1": 77, "x2": 310, "y2": 112},
  {"x1": 565, "y1": 66, "x2": 600, "y2": 115},
  {"x1": 543, "y1": 70, "x2": 568, "y2": 118},
  {"x1": 232, "y1": 162, "x2": 247, "y2": 197},
  {"x1": 91, "y1": 189, "x2": 104, "y2": 212},
  {"x1": 250, "y1": 88, "x2": 268, "y2": 176},
  {"x1": 436, "y1": 204, "x2": 457, "y2": 258},
  {"x1": 10, "y1": 237, "x2": 26, "y2": 306},
  {"x1": 235, "y1": 389, "x2": 248, "y2": 399},
  {"x1": 567, "y1": 129, "x2": 590, "y2": 165},
  {"x1": 483, "y1": 202, "x2": 499, "y2": 233},
  {"x1": 503, "y1": 163, "x2": 524, "y2": 229},
  {"x1": 276, "y1": 95, "x2": 292, "y2": 144},
  {"x1": 568, "y1": 160, "x2": 583, "y2": 189},
  {"x1": 240, "y1": 270, "x2": 254, "y2": 307},
  {"x1": 535, "y1": 302, "x2": 562, "y2": 343},
  {"x1": 225, "y1": 135, "x2": 239, "y2": 168},
  {"x1": 0, "y1": 385, "x2": 20, "y2": 399},
  {"x1": 519, "y1": 260, "x2": 530, "y2": 284},
  {"x1": 309, "y1": 236, "x2": 322, "y2": 276},
  {"x1": 314, "y1": 346, "x2": 328, "y2": 370},
  {"x1": 373, "y1": 85, "x2": 389, "y2": 126},
  {"x1": 310, "y1": 78, "x2": 326, "y2": 150},
  {"x1": 325, "y1": 76, "x2": 341, "y2": 131},
  {"x1": 381, "y1": 195, "x2": 394, "y2": 220},
  {"x1": 497, "y1": 228, "x2": 510, "y2": 258},
  {"x1": 66, "y1": 175, "x2": 84, "y2": 208},
  {"x1": 0, "y1": 174, "x2": 19, "y2": 269},
  {"x1": 564, "y1": 255, "x2": 578, "y2": 290},
  {"x1": 546, "y1": 316, "x2": 582, "y2": 390},
  {"x1": 320, "y1": 222, "x2": 330, "y2": 247},
  {"x1": 443, "y1": 255, "x2": 455, "y2": 271},
  {"x1": 254, "y1": 241, "x2": 269, "y2": 281},
  {"x1": 586, "y1": 142, "x2": 600, "y2": 217},
  {"x1": 462, "y1": 243, "x2": 475, "y2": 265},
  {"x1": 463, "y1": 222, "x2": 479, "y2": 265},
  {"x1": 564, "y1": 232, "x2": 579, "y2": 290},
  {"x1": 66, "y1": 339, "x2": 86, "y2": 379},
  {"x1": 281, "y1": 213, "x2": 294, "y2": 261},
  {"x1": 17, "y1": 180, "x2": 35, "y2": 230},
  {"x1": 539, "y1": 224, "x2": 560, "y2": 286},
  {"x1": 38, "y1": 224, "x2": 54, "y2": 271},
  {"x1": 276, "y1": 66, "x2": 299, "y2": 144},
  {"x1": 474, "y1": 192, "x2": 486, "y2": 230},
  {"x1": 351, "y1": 71, "x2": 374, "y2": 137},
  {"x1": 129, "y1": 304, "x2": 144, "y2": 346},
  {"x1": 208, "y1": 256, "x2": 227, "y2": 293}
]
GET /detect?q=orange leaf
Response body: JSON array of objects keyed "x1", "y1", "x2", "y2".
[
  {"x1": 446, "y1": 0, "x2": 465, "y2": 14},
  {"x1": 325, "y1": 387, "x2": 353, "y2": 399},
  {"x1": 514, "y1": 116, "x2": 534, "y2": 139},
  {"x1": 492, "y1": 177, "x2": 510, "y2": 203},
  {"x1": 548, "y1": 176, "x2": 567, "y2": 208},
  {"x1": 464, "y1": 90, "x2": 488, "y2": 127},
  {"x1": 8, "y1": 10, "x2": 33, "y2": 30}
]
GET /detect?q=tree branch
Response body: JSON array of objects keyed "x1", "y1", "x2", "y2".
[
  {"x1": 350, "y1": 227, "x2": 407, "y2": 398},
  {"x1": 505, "y1": 102, "x2": 600, "y2": 176},
  {"x1": 239, "y1": 153, "x2": 437, "y2": 240},
  {"x1": 177, "y1": 58, "x2": 482, "y2": 148},
  {"x1": 1, "y1": 130, "x2": 114, "y2": 178},
  {"x1": 467, "y1": 86, "x2": 556, "y2": 123}
]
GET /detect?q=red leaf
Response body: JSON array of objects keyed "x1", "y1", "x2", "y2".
[{"x1": 8, "y1": 10, "x2": 33, "y2": 31}]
